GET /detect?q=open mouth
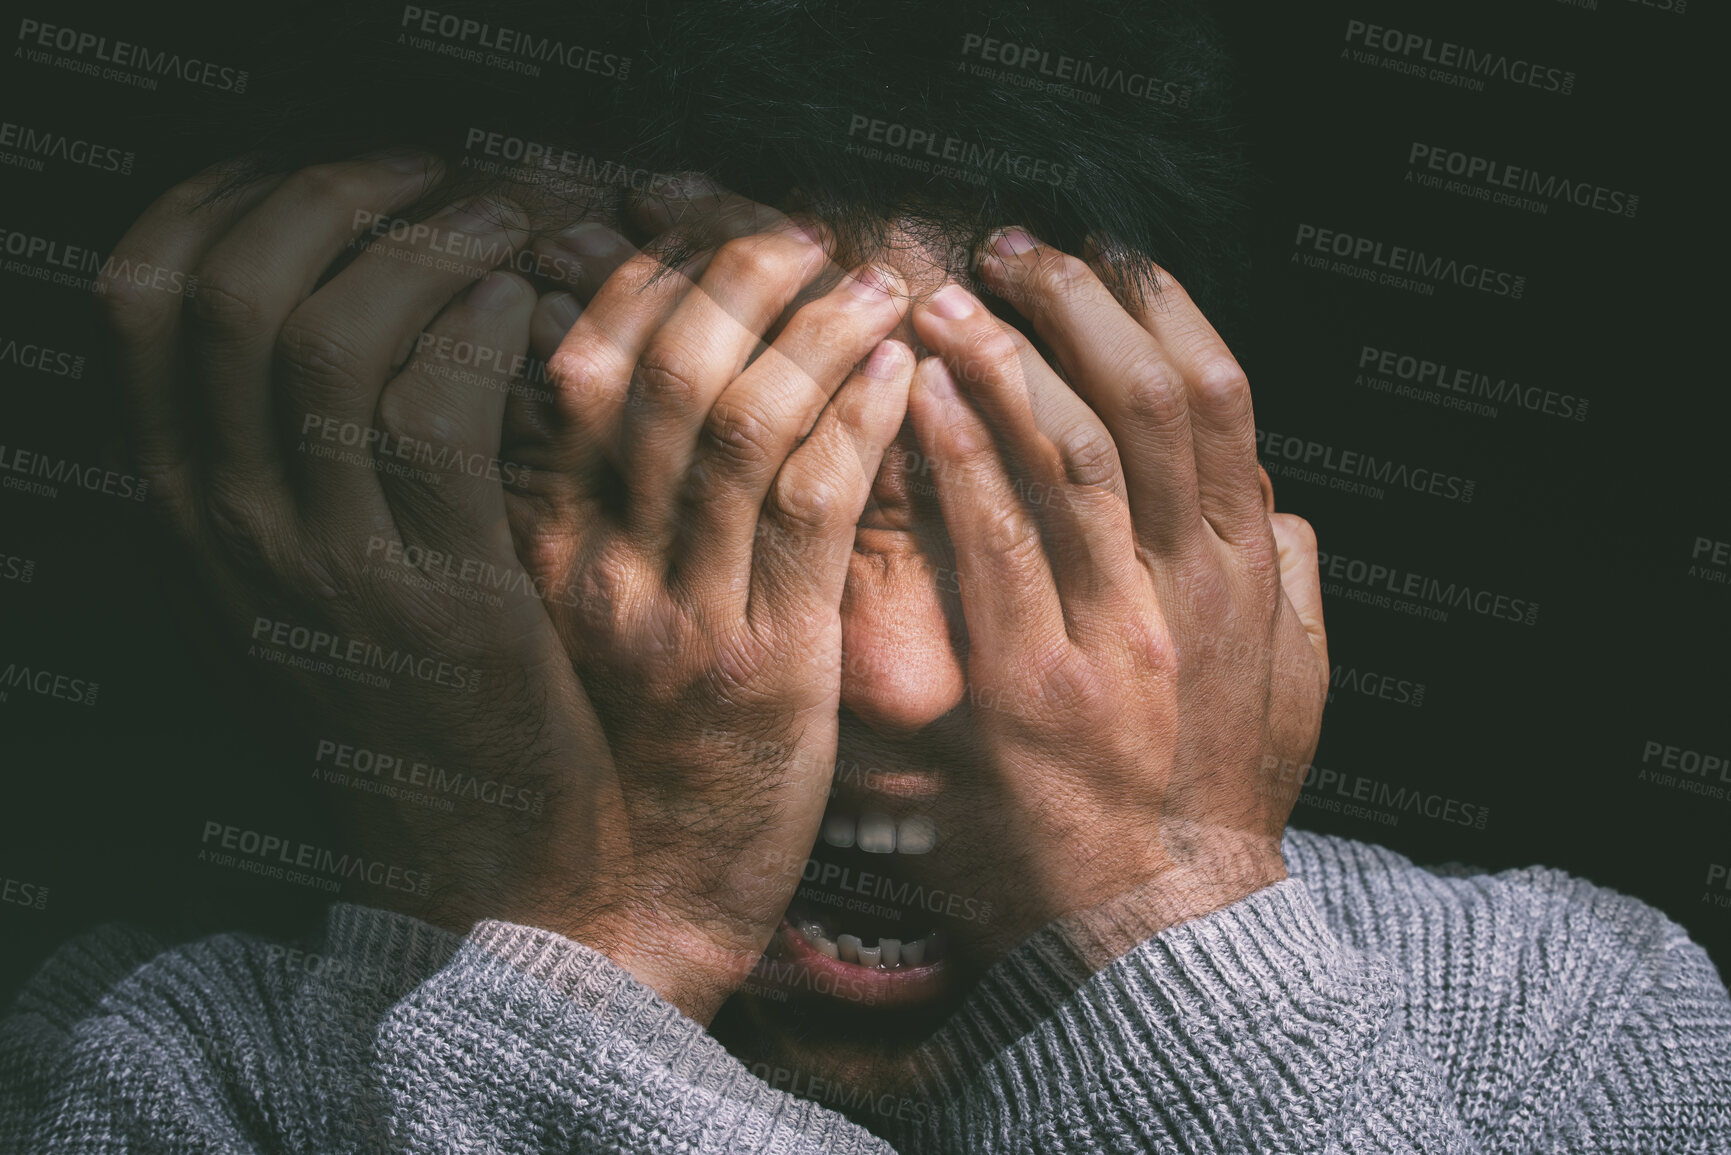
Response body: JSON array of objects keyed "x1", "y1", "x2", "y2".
[{"x1": 749, "y1": 806, "x2": 958, "y2": 1009}]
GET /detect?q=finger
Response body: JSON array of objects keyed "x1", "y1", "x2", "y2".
[
  {"x1": 975, "y1": 230, "x2": 1206, "y2": 558},
  {"x1": 905, "y1": 356, "x2": 1065, "y2": 666},
  {"x1": 680, "y1": 264, "x2": 907, "y2": 585},
  {"x1": 1258, "y1": 464, "x2": 1276, "y2": 518},
  {"x1": 528, "y1": 221, "x2": 636, "y2": 302},
  {"x1": 1102, "y1": 259, "x2": 1266, "y2": 548},
  {"x1": 1271, "y1": 513, "x2": 1327, "y2": 669},
  {"x1": 749, "y1": 341, "x2": 913, "y2": 630},
  {"x1": 284, "y1": 195, "x2": 528, "y2": 514},
  {"x1": 628, "y1": 176, "x2": 791, "y2": 244},
  {"x1": 540, "y1": 233, "x2": 705, "y2": 482},
  {"x1": 187, "y1": 155, "x2": 445, "y2": 483},
  {"x1": 373, "y1": 271, "x2": 536, "y2": 552},
  {"x1": 910, "y1": 284, "x2": 1140, "y2": 619},
  {"x1": 97, "y1": 162, "x2": 283, "y2": 510},
  {"x1": 501, "y1": 290, "x2": 582, "y2": 458},
  {"x1": 617, "y1": 226, "x2": 828, "y2": 546}
]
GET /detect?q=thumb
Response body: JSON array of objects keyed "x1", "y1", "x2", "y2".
[{"x1": 1271, "y1": 513, "x2": 1327, "y2": 670}]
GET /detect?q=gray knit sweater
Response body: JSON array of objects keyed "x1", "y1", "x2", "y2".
[{"x1": 3, "y1": 829, "x2": 1727, "y2": 1153}]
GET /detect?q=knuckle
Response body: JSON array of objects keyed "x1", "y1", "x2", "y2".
[
  {"x1": 1190, "y1": 354, "x2": 1250, "y2": 415},
  {"x1": 768, "y1": 469, "x2": 846, "y2": 536},
  {"x1": 96, "y1": 265, "x2": 170, "y2": 339},
  {"x1": 547, "y1": 348, "x2": 615, "y2": 413},
  {"x1": 713, "y1": 235, "x2": 794, "y2": 286},
  {"x1": 289, "y1": 163, "x2": 372, "y2": 209},
  {"x1": 1029, "y1": 249, "x2": 1098, "y2": 302},
  {"x1": 701, "y1": 398, "x2": 781, "y2": 473},
  {"x1": 375, "y1": 387, "x2": 463, "y2": 453},
  {"x1": 956, "y1": 322, "x2": 1022, "y2": 386},
  {"x1": 186, "y1": 275, "x2": 267, "y2": 336},
  {"x1": 979, "y1": 506, "x2": 1043, "y2": 567},
  {"x1": 201, "y1": 479, "x2": 285, "y2": 573},
  {"x1": 632, "y1": 347, "x2": 705, "y2": 409},
  {"x1": 1057, "y1": 425, "x2": 1120, "y2": 491},
  {"x1": 1121, "y1": 350, "x2": 1187, "y2": 428},
  {"x1": 277, "y1": 314, "x2": 368, "y2": 397}
]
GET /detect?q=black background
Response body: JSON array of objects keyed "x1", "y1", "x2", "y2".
[{"x1": 3, "y1": 0, "x2": 1726, "y2": 1006}]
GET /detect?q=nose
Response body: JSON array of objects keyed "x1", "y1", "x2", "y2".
[{"x1": 838, "y1": 541, "x2": 967, "y2": 736}]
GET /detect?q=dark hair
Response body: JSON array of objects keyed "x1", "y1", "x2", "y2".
[{"x1": 192, "y1": 0, "x2": 1247, "y2": 312}]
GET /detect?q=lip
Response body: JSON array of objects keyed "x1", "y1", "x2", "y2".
[{"x1": 753, "y1": 919, "x2": 951, "y2": 1010}]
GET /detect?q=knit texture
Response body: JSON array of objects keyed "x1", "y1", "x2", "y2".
[{"x1": 3, "y1": 830, "x2": 1727, "y2": 1153}]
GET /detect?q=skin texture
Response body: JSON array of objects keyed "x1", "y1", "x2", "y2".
[{"x1": 102, "y1": 162, "x2": 1329, "y2": 1079}]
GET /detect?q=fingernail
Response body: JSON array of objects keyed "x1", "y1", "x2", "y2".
[
  {"x1": 559, "y1": 222, "x2": 622, "y2": 258},
  {"x1": 468, "y1": 272, "x2": 521, "y2": 309},
  {"x1": 990, "y1": 228, "x2": 1037, "y2": 258},
  {"x1": 922, "y1": 358, "x2": 959, "y2": 400},
  {"x1": 547, "y1": 292, "x2": 582, "y2": 331},
  {"x1": 780, "y1": 218, "x2": 821, "y2": 246},
  {"x1": 849, "y1": 265, "x2": 897, "y2": 301},
  {"x1": 446, "y1": 196, "x2": 521, "y2": 233},
  {"x1": 371, "y1": 148, "x2": 440, "y2": 174},
  {"x1": 861, "y1": 340, "x2": 906, "y2": 378},
  {"x1": 928, "y1": 284, "x2": 977, "y2": 319}
]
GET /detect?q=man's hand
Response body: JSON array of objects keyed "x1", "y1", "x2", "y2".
[
  {"x1": 512, "y1": 207, "x2": 915, "y2": 1020},
  {"x1": 103, "y1": 159, "x2": 909, "y2": 1024},
  {"x1": 903, "y1": 230, "x2": 1328, "y2": 958}
]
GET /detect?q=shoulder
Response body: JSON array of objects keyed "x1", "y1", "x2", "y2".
[
  {"x1": 1281, "y1": 827, "x2": 1730, "y2": 1136},
  {"x1": 1281, "y1": 827, "x2": 1698, "y2": 978}
]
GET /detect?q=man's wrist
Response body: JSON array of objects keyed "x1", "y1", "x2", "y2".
[
  {"x1": 572, "y1": 913, "x2": 767, "y2": 1024},
  {"x1": 1051, "y1": 832, "x2": 1288, "y2": 972}
]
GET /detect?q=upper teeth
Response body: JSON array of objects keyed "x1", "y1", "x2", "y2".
[{"x1": 821, "y1": 811, "x2": 937, "y2": 854}]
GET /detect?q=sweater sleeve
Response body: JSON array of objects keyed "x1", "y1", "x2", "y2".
[
  {"x1": 898, "y1": 878, "x2": 1480, "y2": 1153},
  {"x1": 897, "y1": 841, "x2": 1731, "y2": 1155},
  {"x1": 0, "y1": 905, "x2": 895, "y2": 1154}
]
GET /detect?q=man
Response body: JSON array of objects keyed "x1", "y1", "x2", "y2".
[{"x1": 3, "y1": 2, "x2": 1729, "y2": 1151}]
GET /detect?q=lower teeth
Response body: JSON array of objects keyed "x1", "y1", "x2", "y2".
[{"x1": 799, "y1": 923, "x2": 934, "y2": 969}]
